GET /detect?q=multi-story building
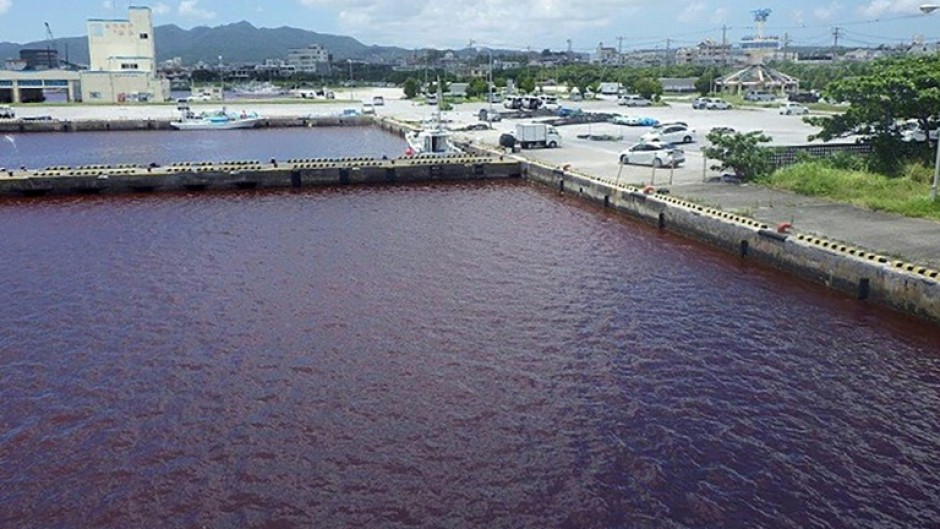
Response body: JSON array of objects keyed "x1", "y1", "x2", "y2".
[
  {"x1": 676, "y1": 40, "x2": 733, "y2": 66},
  {"x1": 81, "y1": 6, "x2": 170, "y2": 103},
  {"x1": 590, "y1": 43, "x2": 621, "y2": 65},
  {"x1": 287, "y1": 45, "x2": 332, "y2": 75}
]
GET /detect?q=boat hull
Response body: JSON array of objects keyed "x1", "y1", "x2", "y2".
[{"x1": 170, "y1": 118, "x2": 260, "y2": 131}]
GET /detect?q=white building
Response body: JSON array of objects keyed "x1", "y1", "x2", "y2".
[
  {"x1": 80, "y1": 6, "x2": 170, "y2": 103},
  {"x1": 287, "y1": 45, "x2": 332, "y2": 75},
  {"x1": 676, "y1": 40, "x2": 733, "y2": 66},
  {"x1": 590, "y1": 43, "x2": 621, "y2": 65}
]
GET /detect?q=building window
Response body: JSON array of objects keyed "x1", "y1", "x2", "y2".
[
  {"x1": 121, "y1": 63, "x2": 139, "y2": 70},
  {"x1": 90, "y1": 92, "x2": 102, "y2": 99},
  {"x1": 140, "y1": 33, "x2": 149, "y2": 39}
]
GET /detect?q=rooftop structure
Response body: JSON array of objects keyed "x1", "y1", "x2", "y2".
[
  {"x1": 741, "y1": 8, "x2": 781, "y2": 58},
  {"x1": 715, "y1": 63, "x2": 799, "y2": 95}
]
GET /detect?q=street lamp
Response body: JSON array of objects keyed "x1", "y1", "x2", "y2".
[
  {"x1": 347, "y1": 59, "x2": 355, "y2": 102},
  {"x1": 484, "y1": 48, "x2": 494, "y2": 114},
  {"x1": 921, "y1": 4, "x2": 940, "y2": 199},
  {"x1": 471, "y1": 40, "x2": 495, "y2": 116}
]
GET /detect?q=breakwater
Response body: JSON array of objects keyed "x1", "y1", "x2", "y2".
[
  {"x1": 0, "y1": 154, "x2": 521, "y2": 196},
  {"x1": 514, "y1": 158, "x2": 940, "y2": 325},
  {"x1": 0, "y1": 115, "x2": 374, "y2": 133}
]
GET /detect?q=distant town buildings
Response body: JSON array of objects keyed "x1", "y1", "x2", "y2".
[
  {"x1": 590, "y1": 43, "x2": 621, "y2": 66},
  {"x1": 4, "y1": 2, "x2": 940, "y2": 106}
]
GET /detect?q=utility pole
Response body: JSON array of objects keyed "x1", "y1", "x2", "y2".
[
  {"x1": 721, "y1": 25, "x2": 729, "y2": 66},
  {"x1": 832, "y1": 27, "x2": 842, "y2": 61},
  {"x1": 348, "y1": 59, "x2": 354, "y2": 102},
  {"x1": 665, "y1": 38, "x2": 671, "y2": 67}
]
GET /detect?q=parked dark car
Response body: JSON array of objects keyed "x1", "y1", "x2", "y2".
[{"x1": 788, "y1": 91, "x2": 820, "y2": 103}]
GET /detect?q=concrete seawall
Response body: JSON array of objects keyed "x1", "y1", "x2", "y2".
[
  {"x1": 0, "y1": 155, "x2": 521, "y2": 196},
  {"x1": 518, "y1": 159, "x2": 940, "y2": 325},
  {"x1": 0, "y1": 115, "x2": 375, "y2": 133}
]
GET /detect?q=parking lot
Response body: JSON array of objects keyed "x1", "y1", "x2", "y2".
[
  {"x1": 14, "y1": 88, "x2": 831, "y2": 188},
  {"x1": 445, "y1": 94, "x2": 828, "y2": 187}
]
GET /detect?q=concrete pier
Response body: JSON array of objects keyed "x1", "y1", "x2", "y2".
[
  {"x1": 514, "y1": 157, "x2": 940, "y2": 325},
  {"x1": 0, "y1": 115, "x2": 376, "y2": 133},
  {"x1": 0, "y1": 154, "x2": 521, "y2": 196}
]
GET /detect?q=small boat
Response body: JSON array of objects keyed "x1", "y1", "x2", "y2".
[
  {"x1": 233, "y1": 82, "x2": 286, "y2": 97},
  {"x1": 406, "y1": 125, "x2": 459, "y2": 156},
  {"x1": 404, "y1": 78, "x2": 460, "y2": 156},
  {"x1": 171, "y1": 55, "x2": 260, "y2": 130},
  {"x1": 170, "y1": 109, "x2": 260, "y2": 130}
]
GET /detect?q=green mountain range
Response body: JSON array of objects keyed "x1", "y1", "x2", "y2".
[{"x1": 0, "y1": 21, "x2": 412, "y2": 67}]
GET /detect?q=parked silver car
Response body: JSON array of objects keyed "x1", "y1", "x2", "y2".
[
  {"x1": 619, "y1": 141, "x2": 685, "y2": 167},
  {"x1": 618, "y1": 94, "x2": 652, "y2": 107}
]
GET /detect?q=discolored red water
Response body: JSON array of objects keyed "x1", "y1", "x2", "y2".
[{"x1": 2, "y1": 182, "x2": 939, "y2": 529}]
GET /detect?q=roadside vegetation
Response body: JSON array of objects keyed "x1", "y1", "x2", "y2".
[
  {"x1": 759, "y1": 157, "x2": 940, "y2": 220},
  {"x1": 696, "y1": 55, "x2": 940, "y2": 220}
]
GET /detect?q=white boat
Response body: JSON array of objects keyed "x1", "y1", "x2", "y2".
[
  {"x1": 170, "y1": 109, "x2": 260, "y2": 130},
  {"x1": 404, "y1": 79, "x2": 460, "y2": 156},
  {"x1": 233, "y1": 82, "x2": 286, "y2": 97},
  {"x1": 171, "y1": 56, "x2": 261, "y2": 130},
  {"x1": 406, "y1": 125, "x2": 459, "y2": 156}
]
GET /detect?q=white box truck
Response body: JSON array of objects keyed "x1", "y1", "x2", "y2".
[{"x1": 515, "y1": 123, "x2": 562, "y2": 149}]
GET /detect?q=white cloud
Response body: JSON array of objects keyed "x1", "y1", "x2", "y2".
[
  {"x1": 710, "y1": 7, "x2": 729, "y2": 24},
  {"x1": 296, "y1": 0, "x2": 641, "y2": 48},
  {"x1": 153, "y1": 2, "x2": 172, "y2": 15},
  {"x1": 678, "y1": 2, "x2": 706, "y2": 25},
  {"x1": 179, "y1": 0, "x2": 216, "y2": 21},
  {"x1": 814, "y1": 2, "x2": 842, "y2": 21},
  {"x1": 857, "y1": 0, "x2": 921, "y2": 18},
  {"x1": 0, "y1": 0, "x2": 10, "y2": 15},
  {"x1": 792, "y1": 9, "x2": 806, "y2": 26}
]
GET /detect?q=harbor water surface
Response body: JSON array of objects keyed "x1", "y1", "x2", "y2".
[
  {"x1": 2, "y1": 178, "x2": 940, "y2": 529},
  {"x1": 1, "y1": 126, "x2": 409, "y2": 168}
]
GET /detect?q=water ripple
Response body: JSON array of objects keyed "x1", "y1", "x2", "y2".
[{"x1": 2, "y1": 182, "x2": 940, "y2": 529}]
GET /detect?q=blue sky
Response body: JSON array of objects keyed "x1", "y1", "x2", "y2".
[{"x1": 2, "y1": 0, "x2": 940, "y2": 51}]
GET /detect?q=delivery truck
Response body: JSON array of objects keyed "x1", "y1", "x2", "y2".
[{"x1": 515, "y1": 123, "x2": 562, "y2": 149}]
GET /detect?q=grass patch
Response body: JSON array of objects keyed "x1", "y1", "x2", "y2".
[{"x1": 759, "y1": 161, "x2": 940, "y2": 220}]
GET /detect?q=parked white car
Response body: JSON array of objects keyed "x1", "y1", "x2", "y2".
[
  {"x1": 704, "y1": 97, "x2": 732, "y2": 110},
  {"x1": 779, "y1": 102, "x2": 809, "y2": 115},
  {"x1": 619, "y1": 141, "x2": 685, "y2": 167},
  {"x1": 540, "y1": 95, "x2": 560, "y2": 110},
  {"x1": 641, "y1": 124, "x2": 696, "y2": 144},
  {"x1": 0, "y1": 105, "x2": 14, "y2": 119},
  {"x1": 618, "y1": 94, "x2": 652, "y2": 107}
]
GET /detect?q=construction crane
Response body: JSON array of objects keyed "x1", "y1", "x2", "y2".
[{"x1": 44, "y1": 22, "x2": 60, "y2": 69}]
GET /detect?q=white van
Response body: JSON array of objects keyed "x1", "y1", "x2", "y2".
[{"x1": 618, "y1": 94, "x2": 652, "y2": 107}]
